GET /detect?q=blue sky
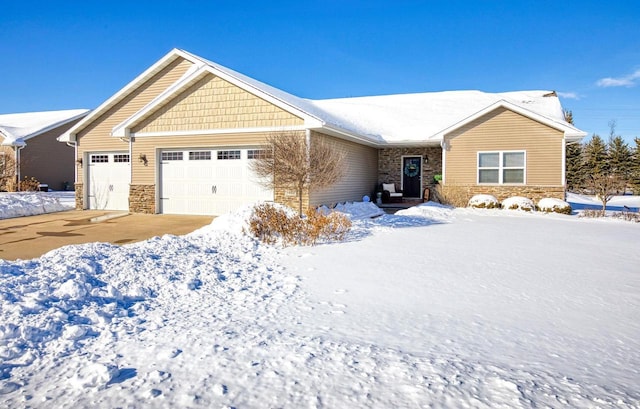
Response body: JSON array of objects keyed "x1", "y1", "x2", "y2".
[{"x1": 1, "y1": 1, "x2": 639, "y2": 143}]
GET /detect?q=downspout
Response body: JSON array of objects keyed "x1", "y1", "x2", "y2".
[
  {"x1": 66, "y1": 140, "x2": 78, "y2": 186},
  {"x1": 15, "y1": 145, "x2": 25, "y2": 192},
  {"x1": 119, "y1": 132, "x2": 132, "y2": 185},
  {"x1": 440, "y1": 139, "x2": 448, "y2": 185},
  {"x1": 561, "y1": 137, "x2": 567, "y2": 189}
]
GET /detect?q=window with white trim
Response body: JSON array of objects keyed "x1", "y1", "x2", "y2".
[
  {"x1": 90, "y1": 154, "x2": 109, "y2": 163},
  {"x1": 161, "y1": 151, "x2": 183, "y2": 161},
  {"x1": 189, "y1": 151, "x2": 212, "y2": 160},
  {"x1": 217, "y1": 150, "x2": 241, "y2": 160},
  {"x1": 247, "y1": 149, "x2": 271, "y2": 159},
  {"x1": 114, "y1": 154, "x2": 130, "y2": 163},
  {"x1": 478, "y1": 151, "x2": 525, "y2": 184}
]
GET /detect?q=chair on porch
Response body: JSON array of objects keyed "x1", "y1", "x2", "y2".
[{"x1": 381, "y1": 183, "x2": 403, "y2": 203}]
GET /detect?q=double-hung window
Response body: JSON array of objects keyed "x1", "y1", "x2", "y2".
[{"x1": 478, "y1": 151, "x2": 525, "y2": 184}]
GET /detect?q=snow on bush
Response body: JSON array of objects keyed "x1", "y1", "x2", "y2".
[
  {"x1": 538, "y1": 198, "x2": 572, "y2": 215},
  {"x1": 502, "y1": 196, "x2": 536, "y2": 212},
  {"x1": 468, "y1": 194, "x2": 499, "y2": 209},
  {"x1": 247, "y1": 203, "x2": 351, "y2": 246}
]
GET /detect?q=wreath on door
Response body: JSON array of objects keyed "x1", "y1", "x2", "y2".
[{"x1": 404, "y1": 162, "x2": 419, "y2": 178}]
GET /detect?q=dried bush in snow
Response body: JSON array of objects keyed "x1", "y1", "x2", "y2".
[
  {"x1": 502, "y1": 196, "x2": 535, "y2": 212},
  {"x1": 538, "y1": 198, "x2": 572, "y2": 215},
  {"x1": 579, "y1": 209, "x2": 603, "y2": 218},
  {"x1": 434, "y1": 184, "x2": 470, "y2": 208},
  {"x1": 468, "y1": 194, "x2": 500, "y2": 209},
  {"x1": 19, "y1": 176, "x2": 41, "y2": 192},
  {"x1": 613, "y1": 210, "x2": 640, "y2": 223},
  {"x1": 247, "y1": 203, "x2": 351, "y2": 246}
]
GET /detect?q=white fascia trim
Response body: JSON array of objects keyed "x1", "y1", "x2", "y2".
[
  {"x1": 63, "y1": 49, "x2": 199, "y2": 142},
  {"x1": 9, "y1": 109, "x2": 90, "y2": 144},
  {"x1": 1, "y1": 138, "x2": 26, "y2": 147},
  {"x1": 434, "y1": 100, "x2": 587, "y2": 140},
  {"x1": 133, "y1": 125, "x2": 308, "y2": 138},
  {"x1": 314, "y1": 124, "x2": 382, "y2": 147}
]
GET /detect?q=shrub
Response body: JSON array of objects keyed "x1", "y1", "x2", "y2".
[
  {"x1": 580, "y1": 209, "x2": 603, "y2": 218},
  {"x1": 468, "y1": 194, "x2": 500, "y2": 209},
  {"x1": 247, "y1": 202, "x2": 351, "y2": 246},
  {"x1": 501, "y1": 196, "x2": 535, "y2": 212},
  {"x1": 613, "y1": 210, "x2": 640, "y2": 223},
  {"x1": 19, "y1": 176, "x2": 40, "y2": 191},
  {"x1": 538, "y1": 198, "x2": 572, "y2": 215},
  {"x1": 435, "y1": 184, "x2": 471, "y2": 208},
  {"x1": 303, "y1": 207, "x2": 352, "y2": 245}
]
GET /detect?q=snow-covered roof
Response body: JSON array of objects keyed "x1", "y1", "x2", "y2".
[
  {"x1": 61, "y1": 48, "x2": 587, "y2": 146},
  {"x1": 0, "y1": 109, "x2": 89, "y2": 147},
  {"x1": 309, "y1": 90, "x2": 587, "y2": 144}
]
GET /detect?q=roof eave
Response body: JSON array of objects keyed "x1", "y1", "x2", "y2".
[
  {"x1": 112, "y1": 53, "x2": 326, "y2": 137},
  {"x1": 439, "y1": 100, "x2": 587, "y2": 141},
  {"x1": 62, "y1": 48, "x2": 196, "y2": 142}
]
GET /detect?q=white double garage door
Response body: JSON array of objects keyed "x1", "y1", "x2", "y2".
[{"x1": 87, "y1": 148, "x2": 273, "y2": 215}]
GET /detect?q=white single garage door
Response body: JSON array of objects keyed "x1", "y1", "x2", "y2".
[
  {"x1": 86, "y1": 152, "x2": 130, "y2": 211},
  {"x1": 159, "y1": 148, "x2": 273, "y2": 216}
]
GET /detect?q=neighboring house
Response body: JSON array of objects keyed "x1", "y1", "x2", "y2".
[
  {"x1": 1, "y1": 109, "x2": 89, "y2": 191},
  {"x1": 59, "y1": 48, "x2": 586, "y2": 215}
]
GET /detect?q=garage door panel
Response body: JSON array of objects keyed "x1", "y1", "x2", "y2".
[
  {"x1": 87, "y1": 152, "x2": 129, "y2": 211},
  {"x1": 160, "y1": 148, "x2": 273, "y2": 216}
]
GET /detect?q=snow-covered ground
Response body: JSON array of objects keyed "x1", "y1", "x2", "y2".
[
  {"x1": 567, "y1": 192, "x2": 640, "y2": 212},
  {"x1": 0, "y1": 192, "x2": 74, "y2": 219},
  {"x1": 1, "y1": 200, "x2": 639, "y2": 408}
]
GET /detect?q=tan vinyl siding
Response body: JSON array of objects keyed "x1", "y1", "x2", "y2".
[
  {"x1": 309, "y1": 131, "x2": 379, "y2": 206},
  {"x1": 76, "y1": 57, "x2": 193, "y2": 181},
  {"x1": 444, "y1": 107, "x2": 564, "y2": 186},
  {"x1": 131, "y1": 132, "x2": 271, "y2": 185},
  {"x1": 132, "y1": 74, "x2": 304, "y2": 134}
]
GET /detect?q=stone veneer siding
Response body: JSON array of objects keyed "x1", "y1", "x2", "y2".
[
  {"x1": 439, "y1": 184, "x2": 565, "y2": 204},
  {"x1": 75, "y1": 183, "x2": 83, "y2": 210},
  {"x1": 274, "y1": 185, "x2": 310, "y2": 214},
  {"x1": 129, "y1": 185, "x2": 155, "y2": 214},
  {"x1": 378, "y1": 147, "x2": 443, "y2": 197}
]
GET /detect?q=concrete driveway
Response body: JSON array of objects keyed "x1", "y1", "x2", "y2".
[{"x1": 0, "y1": 210, "x2": 214, "y2": 261}]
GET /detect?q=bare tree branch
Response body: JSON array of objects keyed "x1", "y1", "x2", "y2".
[{"x1": 250, "y1": 132, "x2": 345, "y2": 216}]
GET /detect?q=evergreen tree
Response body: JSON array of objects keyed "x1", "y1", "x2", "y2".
[
  {"x1": 565, "y1": 142, "x2": 584, "y2": 191},
  {"x1": 583, "y1": 134, "x2": 609, "y2": 174},
  {"x1": 632, "y1": 137, "x2": 640, "y2": 195},
  {"x1": 583, "y1": 134, "x2": 613, "y2": 215},
  {"x1": 563, "y1": 110, "x2": 574, "y2": 125},
  {"x1": 607, "y1": 135, "x2": 632, "y2": 193}
]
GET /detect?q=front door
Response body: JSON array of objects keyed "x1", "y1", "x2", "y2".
[{"x1": 402, "y1": 156, "x2": 422, "y2": 198}]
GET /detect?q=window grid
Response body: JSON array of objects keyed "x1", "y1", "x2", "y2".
[
  {"x1": 478, "y1": 151, "x2": 525, "y2": 184},
  {"x1": 161, "y1": 151, "x2": 184, "y2": 161},
  {"x1": 90, "y1": 155, "x2": 109, "y2": 163},
  {"x1": 217, "y1": 150, "x2": 241, "y2": 160},
  {"x1": 247, "y1": 149, "x2": 271, "y2": 160},
  {"x1": 113, "y1": 154, "x2": 130, "y2": 163},
  {"x1": 189, "y1": 151, "x2": 212, "y2": 161}
]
